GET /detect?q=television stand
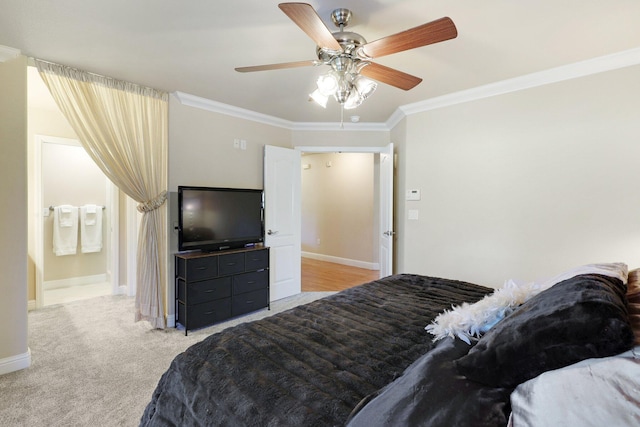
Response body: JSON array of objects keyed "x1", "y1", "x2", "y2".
[{"x1": 175, "y1": 246, "x2": 270, "y2": 335}]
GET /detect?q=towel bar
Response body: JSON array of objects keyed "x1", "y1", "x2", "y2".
[{"x1": 49, "y1": 205, "x2": 106, "y2": 211}]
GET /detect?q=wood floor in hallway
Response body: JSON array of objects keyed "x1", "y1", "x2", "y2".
[{"x1": 301, "y1": 257, "x2": 380, "y2": 292}]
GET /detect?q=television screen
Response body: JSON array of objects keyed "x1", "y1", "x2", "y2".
[{"x1": 178, "y1": 186, "x2": 264, "y2": 252}]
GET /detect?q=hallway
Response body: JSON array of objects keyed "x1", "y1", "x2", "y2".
[{"x1": 301, "y1": 257, "x2": 379, "y2": 292}]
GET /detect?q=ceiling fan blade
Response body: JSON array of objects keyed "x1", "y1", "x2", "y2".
[
  {"x1": 360, "y1": 63, "x2": 422, "y2": 91},
  {"x1": 279, "y1": 3, "x2": 342, "y2": 51},
  {"x1": 361, "y1": 17, "x2": 457, "y2": 59},
  {"x1": 235, "y1": 60, "x2": 318, "y2": 73}
]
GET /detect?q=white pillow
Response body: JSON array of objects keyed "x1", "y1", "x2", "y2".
[
  {"x1": 536, "y1": 262, "x2": 628, "y2": 289},
  {"x1": 425, "y1": 263, "x2": 628, "y2": 344},
  {"x1": 509, "y1": 346, "x2": 640, "y2": 427}
]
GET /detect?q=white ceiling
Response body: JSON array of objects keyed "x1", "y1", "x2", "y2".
[{"x1": 2, "y1": 0, "x2": 639, "y2": 124}]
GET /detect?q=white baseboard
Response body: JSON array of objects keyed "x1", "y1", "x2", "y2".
[
  {"x1": 44, "y1": 274, "x2": 108, "y2": 290},
  {"x1": 166, "y1": 314, "x2": 175, "y2": 328},
  {"x1": 0, "y1": 348, "x2": 31, "y2": 375},
  {"x1": 27, "y1": 300, "x2": 36, "y2": 311},
  {"x1": 302, "y1": 252, "x2": 380, "y2": 270}
]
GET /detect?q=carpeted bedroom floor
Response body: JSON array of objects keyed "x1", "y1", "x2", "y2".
[{"x1": 0, "y1": 292, "x2": 335, "y2": 427}]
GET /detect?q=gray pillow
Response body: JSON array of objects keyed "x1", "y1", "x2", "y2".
[{"x1": 455, "y1": 274, "x2": 634, "y2": 387}]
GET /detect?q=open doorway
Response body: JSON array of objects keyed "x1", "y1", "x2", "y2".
[
  {"x1": 35, "y1": 135, "x2": 115, "y2": 306},
  {"x1": 300, "y1": 152, "x2": 378, "y2": 291},
  {"x1": 298, "y1": 145, "x2": 394, "y2": 291},
  {"x1": 28, "y1": 66, "x2": 121, "y2": 308}
]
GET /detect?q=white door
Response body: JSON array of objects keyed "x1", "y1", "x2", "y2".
[
  {"x1": 379, "y1": 143, "x2": 394, "y2": 277},
  {"x1": 264, "y1": 145, "x2": 301, "y2": 301}
]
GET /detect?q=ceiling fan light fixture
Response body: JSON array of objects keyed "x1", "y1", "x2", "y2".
[
  {"x1": 334, "y1": 76, "x2": 353, "y2": 104},
  {"x1": 309, "y1": 89, "x2": 329, "y2": 108},
  {"x1": 334, "y1": 89, "x2": 350, "y2": 104},
  {"x1": 354, "y1": 76, "x2": 377, "y2": 99},
  {"x1": 343, "y1": 75, "x2": 377, "y2": 109},
  {"x1": 316, "y1": 73, "x2": 339, "y2": 96},
  {"x1": 343, "y1": 91, "x2": 363, "y2": 110}
]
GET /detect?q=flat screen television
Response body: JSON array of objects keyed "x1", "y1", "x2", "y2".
[{"x1": 178, "y1": 186, "x2": 264, "y2": 252}]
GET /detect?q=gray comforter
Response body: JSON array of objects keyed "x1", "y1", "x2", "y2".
[{"x1": 140, "y1": 274, "x2": 491, "y2": 426}]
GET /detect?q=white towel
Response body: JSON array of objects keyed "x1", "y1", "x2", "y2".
[
  {"x1": 80, "y1": 204, "x2": 103, "y2": 253},
  {"x1": 53, "y1": 205, "x2": 78, "y2": 256}
]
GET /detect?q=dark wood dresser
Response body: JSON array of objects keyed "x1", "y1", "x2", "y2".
[{"x1": 175, "y1": 246, "x2": 269, "y2": 335}]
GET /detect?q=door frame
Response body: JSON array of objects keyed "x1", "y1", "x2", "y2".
[
  {"x1": 295, "y1": 145, "x2": 394, "y2": 277},
  {"x1": 33, "y1": 134, "x2": 119, "y2": 308}
]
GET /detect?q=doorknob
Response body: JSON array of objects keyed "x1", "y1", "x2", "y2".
[
  {"x1": 383, "y1": 230, "x2": 396, "y2": 236},
  {"x1": 267, "y1": 229, "x2": 279, "y2": 235}
]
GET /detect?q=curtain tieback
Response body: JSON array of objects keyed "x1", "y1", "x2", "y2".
[{"x1": 138, "y1": 190, "x2": 167, "y2": 213}]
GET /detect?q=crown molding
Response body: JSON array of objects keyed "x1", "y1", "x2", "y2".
[
  {"x1": 0, "y1": 45, "x2": 20, "y2": 63},
  {"x1": 400, "y1": 47, "x2": 640, "y2": 116},
  {"x1": 291, "y1": 121, "x2": 389, "y2": 132},
  {"x1": 173, "y1": 90, "x2": 389, "y2": 132},
  {"x1": 385, "y1": 107, "x2": 406, "y2": 130},
  {"x1": 174, "y1": 47, "x2": 640, "y2": 131},
  {"x1": 172, "y1": 91, "x2": 294, "y2": 129}
]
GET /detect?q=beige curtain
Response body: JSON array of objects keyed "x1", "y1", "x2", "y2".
[{"x1": 35, "y1": 59, "x2": 168, "y2": 328}]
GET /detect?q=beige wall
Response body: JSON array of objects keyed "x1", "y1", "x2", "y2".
[
  {"x1": 0, "y1": 55, "x2": 29, "y2": 371},
  {"x1": 292, "y1": 129, "x2": 390, "y2": 148},
  {"x1": 301, "y1": 152, "x2": 376, "y2": 265},
  {"x1": 168, "y1": 96, "x2": 292, "y2": 192},
  {"x1": 395, "y1": 65, "x2": 640, "y2": 288}
]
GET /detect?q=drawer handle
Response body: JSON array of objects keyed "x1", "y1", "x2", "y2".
[
  {"x1": 245, "y1": 300, "x2": 254, "y2": 304},
  {"x1": 204, "y1": 310, "x2": 215, "y2": 315},
  {"x1": 196, "y1": 266, "x2": 207, "y2": 270},
  {"x1": 247, "y1": 281, "x2": 256, "y2": 284},
  {"x1": 226, "y1": 262, "x2": 236, "y2": 266},
  {"x1": 204, "y1": 289, "x2": 215, "y2": 293}
]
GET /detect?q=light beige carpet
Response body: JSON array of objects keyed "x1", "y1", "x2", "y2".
[{"x1": 0, "y1": 292, "x2": 334, "y2": 427}]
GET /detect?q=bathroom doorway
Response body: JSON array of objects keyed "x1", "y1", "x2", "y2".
[{"x1": 34, "y1": 135, "x2": 118, "y2": 307}]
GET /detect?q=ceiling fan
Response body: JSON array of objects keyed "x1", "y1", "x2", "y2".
[{"x1": 235, "y1": 2, "x2": 458, "y2": 110}]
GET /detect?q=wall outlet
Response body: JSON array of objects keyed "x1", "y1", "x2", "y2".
[{"x1": 233, "y1": 138, "x2": 240, "y2": 149}]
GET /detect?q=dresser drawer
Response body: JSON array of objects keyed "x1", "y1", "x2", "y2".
[
  {"x1": 218, "y1": 252, "x2": 245, "y2": 276},
  {"x1": 179, "y1": 256, "x2": 218, "y2": 281},
  {"x1": 245, "y1": 249, "x2": 269, "y2": 271},
  {"x1": 233, "y1": 270, "x2": 268, "y2": 295},
  {"x1": 178, "y1": 299, "x2": 232, "y2": 330},
  {"x1": 232, "y1": 288, "x2": 269, "y2": 316},
  {"x1": 178, "y1": 276, "x2": 232, "y2": 305}
]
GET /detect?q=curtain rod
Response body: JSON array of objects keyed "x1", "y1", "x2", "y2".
[{"x1": 33, "y1": 57, "x2": 168, "y2": 101}]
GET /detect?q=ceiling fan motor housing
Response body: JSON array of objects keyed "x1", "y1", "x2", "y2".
[
  {"x1": 330, "y1": 8, "x2": 352, "y2": 28},
  {"x1": 316, "y1": 31, "x2": 367, "y2": 60}
]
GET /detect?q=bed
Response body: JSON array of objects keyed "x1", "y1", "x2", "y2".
[{"x1": 140, "y1": 264, "x2": 640, "y2": 427}]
